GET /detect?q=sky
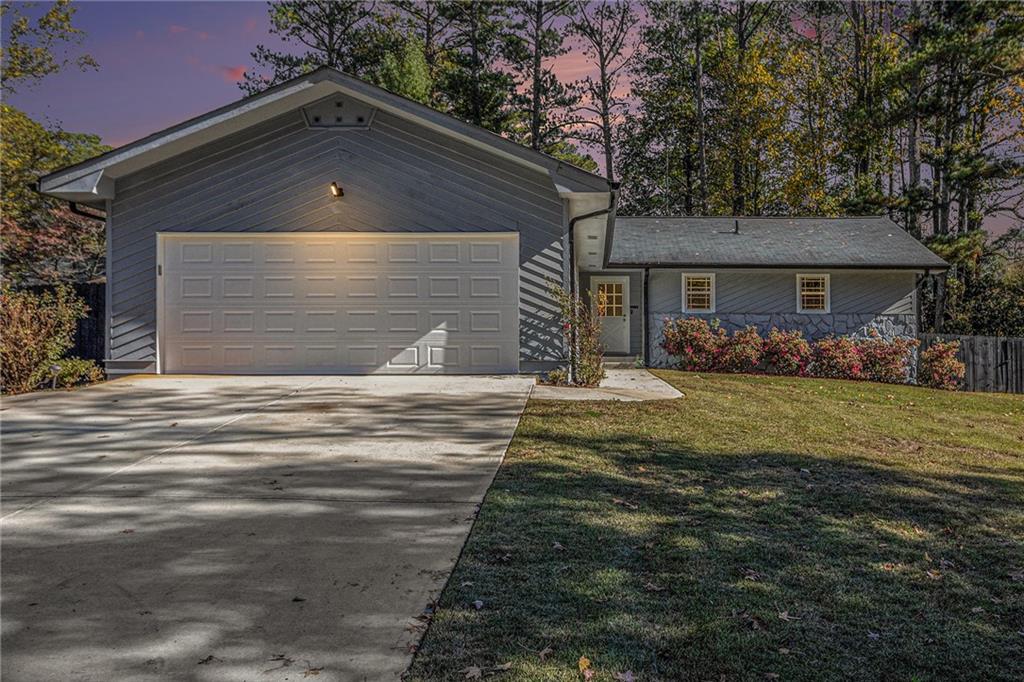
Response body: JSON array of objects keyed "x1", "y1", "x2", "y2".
[
  {"x1": 7, "y1": 2, "x2": 278, "y2": 146},
  {"x1": 3, "y1": 2, "x2": 1014, "y2": 236},
  {"x1": 6, "y1": 1, "x2": 600, "y2": 147}
]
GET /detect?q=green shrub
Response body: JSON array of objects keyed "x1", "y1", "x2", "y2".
[
  {"x1": 660, "y1": 317, "x2": 725, "y2": 371},
  {"x1": 919, "y1": 341, "x2": 965, "y2": 390},
  {"x1": 763, "y1": 328, "x2": 812, "y2": 375},
  {"x1": 1, "y1": 285, "x2": 88, "y2": 394},
  {"x1": 51, "y1": 357, "x2": 104, "y2": 388},
  {"x1": 716, "y1": 325, "x2": 763, "y2": 373},
  {"x1": 857, "y1": 333, "x2": 920, "y2": 384},
  {"x1": 809, "y1": 336, "x2": 863, "y2": 379},
  {"x1": 550, "y1": 283, "x2": 605, "y2": 387}
]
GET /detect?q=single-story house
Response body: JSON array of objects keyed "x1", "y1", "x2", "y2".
[
  {"x1": 587, "y1": 216, "x2": 948, "y2": 367},
  {"x1": 38, "y1": 67, "x2": 947, "y2": 376}
]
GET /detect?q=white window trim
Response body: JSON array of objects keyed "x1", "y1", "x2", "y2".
[
  {"x1": 796, "y1": 273, "x2": 831, "y2": 314},
  {"x1": 681, "y1": 272, "x2": 716, "y2": 313}
]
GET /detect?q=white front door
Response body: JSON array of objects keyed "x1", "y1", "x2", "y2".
[{"x1": 592, "y1": 276, "x2": 629, "y2": 355}]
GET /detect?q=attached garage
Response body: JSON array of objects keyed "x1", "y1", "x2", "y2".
[
  {"x1": 158, "y1": 232, "x2": 519, "y2": 374},
  {"x1": 37, "y1": 67, "x2": 614, "y2": 376}
]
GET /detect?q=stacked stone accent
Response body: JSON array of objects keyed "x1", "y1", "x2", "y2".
[{"x1": 648, "y1": 312, "x2": 917, "y2": 368}]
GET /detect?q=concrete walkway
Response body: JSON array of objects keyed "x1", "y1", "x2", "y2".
[
  {"x1": 532, "y1": 368, "x2": 683, "y2": 401},
  {"x1": 1, "y1": 375, "x2": 533, "y2": 681}
]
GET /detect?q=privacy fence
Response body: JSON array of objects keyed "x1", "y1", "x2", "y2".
[
  {"x1": 24, "y1": 283, "x2": 105, "y2": 363},
  {"x1": 918, "y1": 333, "x2": 1024, "y2": 394}
]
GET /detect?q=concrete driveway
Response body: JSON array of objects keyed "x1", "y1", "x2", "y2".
[{"x1": 1, "y1": 375, "x2": 533, "y2": 681}]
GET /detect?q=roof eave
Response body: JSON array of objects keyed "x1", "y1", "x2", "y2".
[
  {"x1": 605, "y1": 261, "x2": 949, "y2": 271},
  {"x1": 38, "y1": 66, "x2": 611, "y2": 198}
]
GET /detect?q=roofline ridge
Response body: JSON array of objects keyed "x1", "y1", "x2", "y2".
[{"x1": 616, "y1": 214, "x2": 890, "y2": 220}]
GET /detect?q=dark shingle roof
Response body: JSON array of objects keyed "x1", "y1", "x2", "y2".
[{"x1": 608, "y1": 216, "x2": 948, "y2": 270}]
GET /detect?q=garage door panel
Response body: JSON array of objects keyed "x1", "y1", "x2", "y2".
[
  {"x1": 160, "y1": 233, "x2": 519, "y2": 374},
  {"x1": 163, "y1": 338, "x2": 519, "y2": 374},
  {"x1": 164, "y1": 306, "x2": 516, "y2": 338}
]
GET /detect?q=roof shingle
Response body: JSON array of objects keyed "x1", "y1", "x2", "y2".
[{"x1": 608, "y1": 216, "x2": 948, "y2": 270}]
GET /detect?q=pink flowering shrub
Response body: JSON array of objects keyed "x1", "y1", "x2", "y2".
[
  {"x1": 660, "y1": 317, "x2": 724, "y2": 370},
  {"x1": 716, "y1": 325, "x2": 763, "y2": 373},
  {"x1": 919, "y1": 341, "x2": 965, "y2": 390},
  {"x1": 857, "y1": 332, "x2": 920, "y2": 384},
  {"x1": 762, "y1": 328, "x2": 812, "y2": 376},
  {"x1": 809, "y1": 336, "x2": 863, "y2": 379}
]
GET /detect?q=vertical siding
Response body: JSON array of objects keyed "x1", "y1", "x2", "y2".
[
  {"x1": 648, "y1": 269, "x2": 917, "y2": 316},
  {"x1": 580, "y1": 270, "x2": 644, "y2": 356},
  {"x1": 108, "y1": 107, "x2": 568, "y2": 368}
]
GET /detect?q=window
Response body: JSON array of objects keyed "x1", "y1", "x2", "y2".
[
  {"x1": 797, "y1": 274, "x2": 830, "y2": 313},
  {"x1": 682, "y1": 273, "x2": 715, "y2": 313},
  {"x1": 596, "y1": 281, "x2": 624, "y2": 317}
]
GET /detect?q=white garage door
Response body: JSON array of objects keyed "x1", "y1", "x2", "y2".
[{"x1": 158, "y1": 232, "x2": 519, "y2": 374}]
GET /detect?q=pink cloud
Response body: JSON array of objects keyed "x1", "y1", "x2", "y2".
[
  {"x1": 135, "y1": 30, "x2": 145, "y2": 40},
  {"x1": 220, "y1": 65, "x2": 247, "y2": 83},
  {"x1": 197, "y1": 31, "x2": 210, "y2": 41},
  {"x1": 168, "y1": 24, "x2": 189, "y2": 35},
  {"x1": 243, "y1": 17, "x2": 258, "y2": 33}
]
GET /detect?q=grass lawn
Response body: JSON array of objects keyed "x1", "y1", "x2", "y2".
[{"x1": 407, "y1": 371, "x2": 1024, "y2": 681}]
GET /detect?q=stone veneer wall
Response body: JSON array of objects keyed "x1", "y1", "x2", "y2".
[{"x1": 647, "y1": 312, "x2": 917, "y2": 368}]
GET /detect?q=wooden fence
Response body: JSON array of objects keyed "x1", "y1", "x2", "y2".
[
  {"x1": 23, "y1": 283, "x2": 105, "y2": 363},
  {"x1": 918, "y1": 333, "x2": 1024, "y2": 394}
]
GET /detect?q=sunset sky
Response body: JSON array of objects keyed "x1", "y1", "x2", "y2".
[{"x1": 6, "y1": 1, "x2": 600, "y2": 147}]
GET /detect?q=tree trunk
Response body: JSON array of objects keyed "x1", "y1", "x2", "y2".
[
  {"x1": 732, "y1": 0, "x2": 747, "y2": 215},
  {"x1": 906, "y1": 0, "x2": 922, "y2": 237},
  {"x1": 530, "y1": 1, "x2": 543, "y2": 150},
  {"x1": 693, "y1": 0, "x2": 708, "y2": 214}
]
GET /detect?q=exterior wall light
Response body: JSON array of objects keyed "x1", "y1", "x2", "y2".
[{"x1": 330, "y1": 182, "x2": 344, "y2": 198}]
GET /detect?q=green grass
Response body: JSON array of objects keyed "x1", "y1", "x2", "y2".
[{"x1": 407, "y1": 372, "x2": 1024, "y2": 681}]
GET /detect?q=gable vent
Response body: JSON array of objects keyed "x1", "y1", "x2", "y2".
[{"x1": 302, "y1": 96, "x2": 376, "y2": 130}]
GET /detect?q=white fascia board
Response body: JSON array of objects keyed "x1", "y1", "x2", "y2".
[
  {"x1": 38, "y1": 79, "x2": 322, "y2": 193},
  {"x1": 41, "y1": 169, "x2": 115, "y2": 201},
  {"x1": 39, "y1": 67, "x2": 611, "y2": 199}
]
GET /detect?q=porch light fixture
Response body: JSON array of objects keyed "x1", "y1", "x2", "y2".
[{"x1": 330, "y1": 182, "x2": 344, "y2": 198}]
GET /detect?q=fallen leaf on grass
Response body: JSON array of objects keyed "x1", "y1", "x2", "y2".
[
  {"x1": 552, "y1": 542, "x2": 565, "y2": 551},
  {"x1": 741, "y1": 568, "x2": 764, "y2": 582},
  {"x1": 538, "y1": 646, "x2": 553, "y2": 661},
  {"x1": 643, "y1": 582, "x2": 665, "y2": 592},
  {"x1": 777, "y1": 610, "x2": 800, "y2": 622},
  {"x1": 777, "y1": 648, "x2": 790, "y2": 655},
  {"x1": 461, "y1": 666, "x2": 483, "y2": 679},
  {"x1": 473, "y1": 599, "x2": 484, "y2": 610},
  {"x1": 612, "y1": 498, "x2": 639, "y2": 510},
  {"x1": 925, "y1": 570, "x2": 942, "y2": 580},
  {"x1": 613, "y1": 672, "x2": 635, "y2": 681}
]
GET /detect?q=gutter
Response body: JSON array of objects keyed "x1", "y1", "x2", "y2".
[
  {"x1": 30, "y1": 180, "x2": 108, "y2": 222},
  {"x1": 566, "y1": 184, "x2": 619, "y2": 383},
  {"x1": 69, "y1": 202, "x2": 107, "y2": 222}
]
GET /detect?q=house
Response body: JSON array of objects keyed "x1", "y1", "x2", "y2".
[
  {"x1": 587, "y1": 216, "x2": 948, "y2": 367},
  {"x1": 38, "y1": 67, "x2": 947, "y2": 376}
]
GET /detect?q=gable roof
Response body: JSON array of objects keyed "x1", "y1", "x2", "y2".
[
  {"x1": 608, "y1": 216, "x2": 948, "y2": 270},
  {"x1": 38, "y1": 66, "x2": 611, "y2": 203}
]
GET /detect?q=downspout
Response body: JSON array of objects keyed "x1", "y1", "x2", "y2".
[
  {"x1": 643, "y1": 268, "x2": 650, "y2": 367},
  {"x1": 566, "y1": 185, "x2": 619, "y2": 383}
]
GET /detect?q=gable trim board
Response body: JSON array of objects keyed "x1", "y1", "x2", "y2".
[{"x1": 39, "y1": 67, "x2": 610, "y2": 205}]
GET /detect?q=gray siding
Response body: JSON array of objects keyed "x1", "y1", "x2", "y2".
[
  {"x1": 646, "y1": 268, "x2": 919, "y2": 366},
  {"x1": 581, "y1": 270, "x2": 644, "y2": 356},
  {"x1": 108, "y1": 107, "x2": 568, "y2": 369},
  {"x1": 648, "y1": 269, "x2": 916, "y2": 316}
]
